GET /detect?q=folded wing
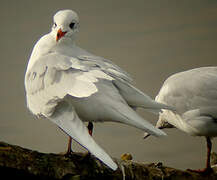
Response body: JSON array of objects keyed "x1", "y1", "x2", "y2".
[
  {"x1": 25, "y1": 52, "x2": 118, "y2": 170},
  {"x1": 25, "y1": 52, "x2": 114, "y2": 117},
  {"x1": 49, "y1": 101, "x2": 118, "y2": 170},
  {"x1": 78, "y1": 55, "x2": 174, "y2": 113}
]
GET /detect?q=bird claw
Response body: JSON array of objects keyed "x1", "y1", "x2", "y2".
[
  {"x1": 58, "y1": 149, "x2": 74, "y2": 157},
  {"x1": 65, "y1": 150, "x2": 74, "y2": 157}
]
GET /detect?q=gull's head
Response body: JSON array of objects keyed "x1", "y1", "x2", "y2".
[{"x1": 51, "y1": 10, "x2": 79, "y2": 42}]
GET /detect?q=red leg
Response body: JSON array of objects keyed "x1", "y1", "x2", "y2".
[
  {"x1": 66, "y1": 136, "x2": 73, "y2": 155},
  {"x1": 85, "y1": 122, "x2": 93, "y2": 156},
  {"x1": 187, "y1": 137, "x2": 213, "y2": 174},
  {"x1": 206, "y1": 137, "x2": 212, "y2": 170},
  {"x1": 65, "y1": 122, "x2": 93, "y2": 156},
  {"x1": 87, "y1": 122, "x2": 93, "y2": 136},
  {"x1": 58, "y1": 127, "x2": 73, "y2": 155}
]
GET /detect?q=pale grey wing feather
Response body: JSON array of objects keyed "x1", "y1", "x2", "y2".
[
  {"x1": 152, "y1": 67, "x2": 217, "y2": 135},
  {"x1": 49, "y1": 102, "x2": 117, "y2": 170},
  {"x1": 113, "y1": 78, "x2": 175, "y2": 113},
  {"x1": 106, "y1": 98, "x2": 167, "y2": 137},
  {"x1": 25, "y1": 53, "x2": 111, "y2": 117},
  {"x1": 77, "y1": 55, "x2": 173, "y2": 113},
  {"x1": 77, "y1": 55, "x2": 133, "y2": 82},
  {"x1": 156, "y1": 67, "x2": 217, "y2": 115}
]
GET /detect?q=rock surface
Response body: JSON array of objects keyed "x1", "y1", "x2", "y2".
[{"x1": 0, "y1": 141, "x2": 217, "y2": 180}]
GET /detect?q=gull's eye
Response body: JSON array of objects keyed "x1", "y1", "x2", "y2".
[
  {"x1": 69, "y1": 22, "x2": 75, "y2": 29},
  {"x1": 53, "y1": 22, "x2": 57, "y2": 28}
]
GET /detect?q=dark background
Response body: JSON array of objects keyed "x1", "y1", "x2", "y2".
[{"x1": 1, "y1": 0, "x2": 217, "y2": 170}]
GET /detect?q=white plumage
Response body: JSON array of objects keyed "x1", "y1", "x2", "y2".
[
  {"x1": 25, "y1": 9, "x2": 172, "y2": 170},
  {"x1": 144, "y1": 67, "x2": 217, "y2": 172}
]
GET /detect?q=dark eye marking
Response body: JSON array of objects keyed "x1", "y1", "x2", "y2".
[
  {"x1": 69, "y1": 22, "x2": 75, "y2": 29},
  {"x1": 53, "y1": 22, "x2": 57, "y2": 28}
]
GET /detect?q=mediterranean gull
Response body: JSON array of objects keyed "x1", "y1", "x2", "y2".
[{"x1": 24, "y1": 9, "x2": 172, "y2": 170}]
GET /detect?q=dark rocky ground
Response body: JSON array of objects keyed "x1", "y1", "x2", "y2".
[{"x1": 0, "y1": 141, "x2": 217, "y2": 180}]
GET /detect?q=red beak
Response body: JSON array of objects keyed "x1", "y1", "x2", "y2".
[{"x1": 56, "y1": 28, "x2": 67, "y2": 41}]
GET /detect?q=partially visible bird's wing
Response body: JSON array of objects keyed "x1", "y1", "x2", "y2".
[
  {"x1": 113, "y1": 79, "x2": 175, "y2": 113},
  {"x1": 78, "y1": 55, "x2": 174, "y2": 113},
  {"x1": 156, "y1": 67, "x2": 217, "y2": 115},
  {"x1": 144, "y1": 67, "x2": 217, "y2": 138},
  {"x1": 25, "y1": 52, "x2": 118, "y2": 170},
  {"x1": 49, "y1": 101, "x2": 117, "y2": 170},
  {"x1": 77, "y1": 55, "x2": 133, "y2": 82},
  {"x1": 25, "y1": 52, "x2": 113, "y2": 117}
]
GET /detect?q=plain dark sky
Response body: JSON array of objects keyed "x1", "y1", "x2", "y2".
[{"x1": 0, "y1": 0, "x2": 217, "y2": 170}]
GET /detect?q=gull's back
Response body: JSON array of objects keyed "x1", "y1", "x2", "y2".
[{"x1": 156, "y1": 67, "x2": 217, "y2": 136}]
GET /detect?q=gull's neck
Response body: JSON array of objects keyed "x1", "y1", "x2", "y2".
[{"x1": 26, "y1": 33, "x2": 76, "y2": 72}]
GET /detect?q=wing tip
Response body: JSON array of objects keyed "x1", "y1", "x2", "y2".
[
  {"x1": 94, "y1": 155, "x2": 118, "y2": 170},
  {"x1": 151, "y1": 128, "x2": 167, "y2": 137},
  {"x1": 94, "y1": 154, "x2": 118, "y2": 170},
  {"x1": 110, "y1": 162, "x2": 118, "y2": 171}
]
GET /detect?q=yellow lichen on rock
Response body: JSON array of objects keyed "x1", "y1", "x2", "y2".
[{"x1": 121, "y1": 153, "x2": 133, "y2": 161}]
